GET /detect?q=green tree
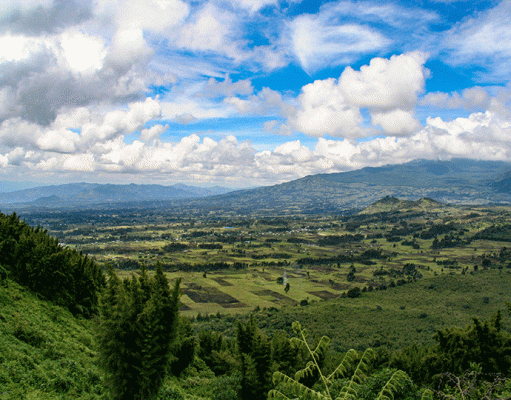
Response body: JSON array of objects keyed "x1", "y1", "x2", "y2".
[
  {"x1": 237, "y1": 315, "x2": 272, "y2": 400},
  {"x1": 0, "y1": 212, "x2": 105, "y2": 316},
  {"x1": 433, "y1": 311, "x2": 511, "y2": 376},
  {"x1": 97, "y1": 263, "x2": 181, "y2": 400}
]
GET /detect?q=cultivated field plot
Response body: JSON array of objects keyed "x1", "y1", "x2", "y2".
[
  {"x1": 120, "y1": 266, "x2": 346, "y2": 316},
  {"x1": 27, "y1": 197, "x2": 511, "y2": 316}
]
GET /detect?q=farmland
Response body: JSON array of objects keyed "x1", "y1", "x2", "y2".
[{"x1": 21, "y1": 197, "x2": 511, "y2": 317}]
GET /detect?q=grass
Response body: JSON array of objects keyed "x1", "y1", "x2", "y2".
[
  {"x1": 0, "y1": 281, "x2": 104, "y2": 399},
  {"x1": 193, "y1": 269, "x2": 511, "y2": 353}
]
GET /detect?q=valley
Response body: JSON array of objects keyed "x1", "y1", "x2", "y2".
[{"x1": 19, "y1": 196, "x2": 511, "y2": 318}]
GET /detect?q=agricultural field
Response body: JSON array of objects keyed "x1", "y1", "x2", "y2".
[{"x1": 22, "y1": 197, "x2": 511, "y2": 317}]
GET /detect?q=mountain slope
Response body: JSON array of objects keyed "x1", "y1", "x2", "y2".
[
  {"x1": 3, "y1": 159, "x2": 511, "y2": 214},
  {"x1": 0, "y1": 182, "x2": 232, "y2": 206},
  {"x1": 174, "y1": 158, "x2": 511, "y2": 215}
]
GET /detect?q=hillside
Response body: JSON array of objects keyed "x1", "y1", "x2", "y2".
[
  {"x1": 168, "y1": 158, "x2": 511, "y2": 215},
  {"x1": 0, "y1": 182, "x2": 232, "y2": 208},
  {"x1": 0, "y1": 280, "x2": 104, "y2": 399},
  {"x1": 3, "y1": 159, "x2": 511, "y2": 215}
]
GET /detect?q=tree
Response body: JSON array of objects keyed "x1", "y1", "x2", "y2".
[
  {"x1": 237, "y1": 316, "x2": 272, "y2": 400},
  {"x1": 0, "y1": 212, "x2": 105, "y2": 316},
  {"x1": 97, "y1": 263, "x2": 181, "y2": 400},
  {"x1": 433, "y1": 311, "x2": 511, "y2": 376}
]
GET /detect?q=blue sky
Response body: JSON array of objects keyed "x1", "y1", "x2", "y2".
[{"x1": 0, "y1": 0, "x2": 510, "y2": 189}]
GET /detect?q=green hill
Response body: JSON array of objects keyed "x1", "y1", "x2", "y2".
[{"x1": 0, "y1": 280, "x2": 103, "y2": 399}]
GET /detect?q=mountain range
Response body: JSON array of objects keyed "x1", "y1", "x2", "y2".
[
  {"x1": 3, "y1": 158, "x2": 511, "y2": 214},
  {"x1": 0, "y1": 182, "x2": 232, "y2": 207}
]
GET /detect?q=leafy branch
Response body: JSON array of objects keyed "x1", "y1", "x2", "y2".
[{"x1": 268, "y1": 321, "x2": 433, "y2": 400}]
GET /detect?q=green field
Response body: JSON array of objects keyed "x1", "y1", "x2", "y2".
[
  {"x1": 4, "y1": 198, "x2": 511, "y2": 399},
  {"x1": 26, "y1": 197, "x2": 511, "y2": 318}
]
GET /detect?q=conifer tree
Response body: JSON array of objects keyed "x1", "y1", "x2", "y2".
[
  {"x1": 237, "y1": 315, "x2": 272, "y2": 400},
  {"x1": 97, "y1": 263, "x2": 181, "y2": 400}
]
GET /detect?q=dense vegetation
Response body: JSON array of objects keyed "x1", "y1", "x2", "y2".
[
  {"x1": 0, "y1": 212, "x2": 105, "y2": 316},
  {"x1": 2, "y1": 198, "x2": 511, "y2": 399}
]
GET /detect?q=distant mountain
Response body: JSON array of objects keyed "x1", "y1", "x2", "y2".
[
  {"x1": 0, "y1": 182, "x2": 233, "y2": 207},
  {"x1": 3, "y1": 159, "x2": 511, "y2": 215},
  {"x1": 172, "y1": 158, "x2": 511, "y2": 215}
]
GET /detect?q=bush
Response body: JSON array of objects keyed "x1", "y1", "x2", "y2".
[{"x1": 347, "y1": 287, "x2": 361, "y2": 298}]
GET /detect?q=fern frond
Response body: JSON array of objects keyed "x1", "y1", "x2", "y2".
[
  {"x1": 295, "y1": 360, "x2": 318, "y2": 381},
  {"x1": 336, "y1": 348, "x2": 374, "y2": 400},
  {"x1": 421, "y1": 389, "x2": 434, "y2": 400},
  {"x1": 267, "y1": 389, "x2": 293, "y2": 400},
  {"x1": 336, "y1": 382, "x2": 359, "y2": 400},
  {"x1": 375, "y1": 370, "x2": 410, "y2": 400},
  {"x1": 272, "y1": 371, "x2": 328, "y2": 400},
  {"x1": 326, "y1": 349, "x2": 359, "y2": 382},
  {"x1": 312, "y1": 336, "x2": 331, "y2": 361}
]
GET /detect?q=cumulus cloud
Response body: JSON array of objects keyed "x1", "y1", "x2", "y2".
[
  {"x1": 80, "y1": 97, "x2": 161, "y2": 147},
  {"x1": 2, "y1": 103, "x2": 511, "y2": 187},
  {"x1": 140, "y1": 124, "x2": 169, "y2": 142},
  {"x1": 0, "y1": 0, "x2": 92, "y2": 35},
  {"x1": 290, "y1": 78, "x2": 363, "y2": 137},
  {"x1": 224, "y1": 87, "x2": 294, "y2": 117},
  {"x1": 420, "y1": 87, "x2": 491, "y2": 110},
  {"x1": 289, "y1": 52, "x2": 428, "y2": 137},
  {"x1": 339, "y1": 52, "x2": 428, "y2": 110}
]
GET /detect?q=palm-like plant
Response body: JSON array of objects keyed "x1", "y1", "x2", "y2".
[{"x1": 268, "y1": 322, "x2": 433, "y2": 400}]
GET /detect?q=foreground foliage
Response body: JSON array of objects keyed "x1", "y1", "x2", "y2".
[
  {"x1": 96, "y1": 264, "x2": 181, "y2": 400},
  {"x1": 0, "y1": 212, "x2": 105, "y2": 316},
  {"x1": 269, "y1": 322, "x2": 431, "y2": 400},
  {"x1": 0, "y1": 280, "x2": 104, "y2": 399}
]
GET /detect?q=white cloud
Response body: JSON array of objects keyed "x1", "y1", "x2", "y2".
[
  {"x1": 107, "y1": 28, "x2": 150, "y2": 69},
  {"x1": 227, "y1": 0, "x2": 278, "y2": 13},
  {"x1": 176, "y1": 4, "x2": 239, "y2": 56},
  {"x1": 288, "y1": 52, "x2": 428, "y2": 137},
  {"x1": 420, "y1": 87, "x2": 491, "y2": 110},
  {"x1": 80, "y1": 97, "x2": 161, "y2": 146},
  {"x1": 3, "y1": 104, "x2": 511, "y2": 187},
  {"x1": 202, "y1": 74, "x2": 253, "y2": 98},
  {"x1": 36, "y1": 128, "x2": 80, "y2": 153},
  {"x1": 339, "y1": 51, "x2": 428, "y2": 110},
  {"x1": 290, "y1": 78, "x2": 363, "y2": 137},
  {"x1": 140, "y1": 124, "x2": 169, "y2": 142},
  {"x1": 442, "y1": 1, "x2": 511, "y2": 82},
  {"x1": 371, "y1": 109, "x2": 421, "y2": 136},
  {"x1": 62, "y1": 153, "x2": 95, "y2": 171},
  {"x1": 224, "y1": 87, "x2": 293, "y2": 117},
  {"x1": 289, "y1": 15, "x2": 390, "y2": 74},
  {"x1": 94, "y1": 0, "x2": 189, "y2": 34},
  {"x1": 161, "y1": 97, "x2": 231, "y2": 121},
  {"x1": 60, "y1": 30, "x2": 106, "y2": 74}
]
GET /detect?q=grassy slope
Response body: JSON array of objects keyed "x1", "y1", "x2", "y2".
[
  {"x1": 0, "y1": 280, "x2": 103, "y2": 400},
  {"x1": 196, "y1": 269, "x2": 511, "y2": 353},
  {"x1": 2, "y1": 269, "x2": 510, "y2": 399},
  {"x1": 281, "y1": 269, "x2": 511, "y2": 352}
]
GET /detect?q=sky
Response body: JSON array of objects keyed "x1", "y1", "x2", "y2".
[{"x1": 0, "y1": 0, "x2": 510, "y2": 189}]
